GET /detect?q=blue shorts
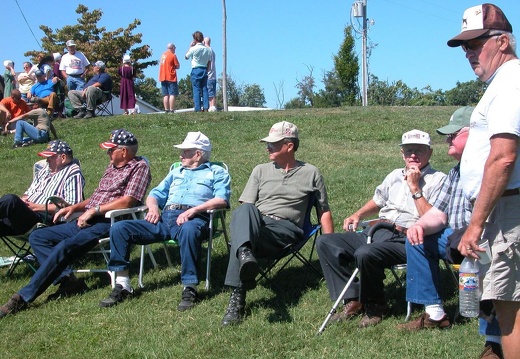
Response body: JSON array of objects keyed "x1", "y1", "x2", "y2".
[
  {"x1": 161, "y1": 81, "x2": 179, "y2": 96},
  {"x1": 207, "y1": 79, "x2": 217, "y2": 98}
]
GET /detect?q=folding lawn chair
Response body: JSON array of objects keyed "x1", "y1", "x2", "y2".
[
  {"x1": 95, "y1": 92, "x2": 113, "y2": 116},
  {"x1": 1, "y1": 160, "x2": 75, "y2": 276},
  {"x1": 137, "y1": 161, "x2": 230, "y2": 290},
  {"x1": 255, "y1": 193, "x2": 323, "y2": 284},
  {"x1": 1, "y1": 195, "x2": 70, "y2": 276}
]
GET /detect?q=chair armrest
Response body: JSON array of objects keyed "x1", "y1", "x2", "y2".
[
  {"x1": 207, "y1": 208, "x2": 229, "y2": 214},
  {"x1": 105, "y1": 205, "x2": 148, "y2": 219}
]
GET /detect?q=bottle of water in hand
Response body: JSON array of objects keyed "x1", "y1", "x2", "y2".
[{"x1": 459, "y1": 257, "x2": 479, "y2": 317}]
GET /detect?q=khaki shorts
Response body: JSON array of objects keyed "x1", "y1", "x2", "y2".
[{"x1": 481, "y1": 195, "x2": 520, "y2": 302}]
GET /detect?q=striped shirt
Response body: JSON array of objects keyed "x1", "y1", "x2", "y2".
[
  {"x1": 86, "y1": 157, "x2": 151, "y2": 209},
  {"x1": 431, "y1": 163, "x2": 471, "y2": 230},
  {"x1": 25, "y1": 161, "x2": 84, "y2": 205}
]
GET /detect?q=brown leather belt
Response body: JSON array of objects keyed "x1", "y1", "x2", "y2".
[
  {"x1": 502, "y1": 188, "x2": 520, "y2": 197},
  {"x1": 394, "y1": 224, "x2": 408, "y2": 236}
]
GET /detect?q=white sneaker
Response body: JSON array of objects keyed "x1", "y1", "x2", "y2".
[{"x1": 208, "y1": 106, "x2": 217, "y2": 112}]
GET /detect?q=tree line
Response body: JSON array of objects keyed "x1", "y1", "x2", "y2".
[{"x1": 27, "y1": 6, "x2": 483, "y2": 110}]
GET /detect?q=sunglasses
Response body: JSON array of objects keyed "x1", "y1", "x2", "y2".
[{"x1": 461, "y1": 34, "x2": 503, "y2": 52}]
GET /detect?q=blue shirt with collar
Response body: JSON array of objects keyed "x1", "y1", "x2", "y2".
[{"x1": 149, "y1": 162, "x2": 231, "y2": 209}]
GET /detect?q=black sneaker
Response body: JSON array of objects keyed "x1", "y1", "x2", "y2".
[
  {"x1": 12, "y1": 142, "x2": 23, "y2": 149},
  {"x1": 0, "y1": 293, "x2": 28, "y2": 319},
  {"x1": 47, "y1": 276, "x2": 89, "y2": 301},
  {"x1": 177, "y1": 287, "x2": 198, "y2": 311},
  {"x1": 99, "y1": 284, "x2": 133, "y2": 308},
  {"x1": 22, "y1": 141, "x2": 33, "y2": 147}
]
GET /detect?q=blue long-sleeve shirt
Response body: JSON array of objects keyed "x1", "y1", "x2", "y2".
[{"x1": 149, "y1": 162, "x2": 231, "y2": 209}]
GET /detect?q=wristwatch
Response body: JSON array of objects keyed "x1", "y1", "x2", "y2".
[
  {"x1": 95, "y1": 205, "x2": 101, "y2": 215},
  {"x1": 412, "y1": 191, "x2": 423, "y2": 200}
]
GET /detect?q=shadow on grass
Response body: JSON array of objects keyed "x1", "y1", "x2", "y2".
[{"x1": 247, "y1": 258, "x2": 324, "y2": 324}]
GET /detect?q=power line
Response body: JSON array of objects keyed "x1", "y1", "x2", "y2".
[{"x1": 14, "y1": 0, "x2": 42, "y2": 50}]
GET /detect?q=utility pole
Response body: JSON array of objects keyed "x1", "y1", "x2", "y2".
[
  {"x1": 361, "y1": 0, "x2": 367, "y2": 106},
  {"x1": 353, "y1": 0, "x2": 368, "y2": 106}
]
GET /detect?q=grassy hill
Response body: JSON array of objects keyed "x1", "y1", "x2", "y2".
[{"x1": 0, "y1": 107, "x2": 482, "y2": 358}]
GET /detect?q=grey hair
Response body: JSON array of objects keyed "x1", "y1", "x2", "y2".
[
  {"x1": 198, "y1": 150, "x2": 211, "y2": 162},
  {"x1": 489, "y1": 30, "x2": 517, "y2": 54}
]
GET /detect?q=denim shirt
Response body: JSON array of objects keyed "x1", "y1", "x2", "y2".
[{"x1": 149, "y1": 162, "x2": 231, "y2": 209}]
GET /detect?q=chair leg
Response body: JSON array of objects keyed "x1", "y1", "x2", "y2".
[{"x1": 405, "y1": 301, "x2": 412, "y2": 321}]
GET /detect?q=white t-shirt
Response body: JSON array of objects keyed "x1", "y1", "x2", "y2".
[
  {"x1": 460, "y1": 59, "x2": 520, "y2": 200},
  {"x1": 59, "y1": 51, "x2": 90, "y2": 75}
]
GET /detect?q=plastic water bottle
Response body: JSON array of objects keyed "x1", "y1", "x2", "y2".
[{"x1": 459, "y1": 257, "x2": 479, "y2": 317}]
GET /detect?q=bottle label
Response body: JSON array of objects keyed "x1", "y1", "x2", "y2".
[{"x1": 459, "y1": 273, "x2": 479, "y2": 291}]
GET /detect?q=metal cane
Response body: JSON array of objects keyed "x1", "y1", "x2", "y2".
[{"x1": 317, "y1": 221, "x2": 395, "y2": 335}]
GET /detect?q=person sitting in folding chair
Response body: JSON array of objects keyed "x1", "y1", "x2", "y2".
[
  {"x1": 0, "y1": 129, "x2": 151, "y2": 319},
  {"x1": 98, "y1": 131, "x2": 230, "y2": 310},
  {"x1": 221, "y1": 121, "x2": 334, "y2": 326},
  {"x1": 316, "y1": 129, "x2": 446, "y2": 328},
  {"x1": 0, "y1": 140, "x2": 84, "y2": 237},
  {"x1": 68, "y1": 61, "x2": 112, "y2": 119}
]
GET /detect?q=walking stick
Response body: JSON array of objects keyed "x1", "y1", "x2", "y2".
[{"x1": 317, "y1": 221, "x2": 395, "y2": 335}]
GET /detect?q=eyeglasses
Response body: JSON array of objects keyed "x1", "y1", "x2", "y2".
[
  {"x1": 266, "y1": 141, "x2": 287, "y2": 151},
  {"x1": 402, "y1": 147, "x2": 428, "y2": 156},
  {"x1": 461, "y1": 34, "x2": 503, "y2": 52},
  {"x1": 447, "y1": 128, "x2": 468, "y2": 141},
  {"x1": 107, "y1": 147, "x2": 124, "y2": 154}
]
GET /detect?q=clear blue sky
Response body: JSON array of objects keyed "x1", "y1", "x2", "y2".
[{"x1": 2, "y1": 1, "x2": 518, "y2": 108}]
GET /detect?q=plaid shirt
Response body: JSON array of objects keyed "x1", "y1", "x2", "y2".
[
  {"x1": 87, "y1": 157, "x2": 151, "y2": 209},
  {"x1": 432, "y1": 163, "x2": 471, "y2": 230}
]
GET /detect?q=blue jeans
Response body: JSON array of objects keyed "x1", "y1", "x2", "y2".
[
  {"x1": 190, "y1": 67, "x2": 209, "y2": 112},
  {"x1": 108, "y1": 210, "x2": 209, "y2": 285},
  {"x1": 405, "y1": 228, "x2": 451, "y2": 305},
  {"x1": 207, "y1": 79, "x2": 216, "y2": 98},
  {"x1": 19, "y1": 219, "x2": 111, "y2": 303},
  {"x1": 66, "y1": 76, "x2": 86, "y2": 91},
  {"x1": 14, "y1": 121, "x2": 48, "y2": 143}
]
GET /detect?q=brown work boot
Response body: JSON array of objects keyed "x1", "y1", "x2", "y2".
[
  {"x1": 397, "y1": 312, "x2": 451, "y2": 331},
  {"x1": 479, "y1": 343, "x2": 503, "y2": 359},
  {"x1": 358, "y1": 302, "x2": 389, "y2": 328},
  {"x1": 330, "y1": 300, "x2": 363, "y2": 322},
  {"x1": 0, "y1": 293, "x2": 28, "y2": 319}
]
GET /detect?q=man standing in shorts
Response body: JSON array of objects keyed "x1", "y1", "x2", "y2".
[
  {"x1": 159, "y1": 43, "x2": 180, "y2": 113},
  {"x1": 447, "y1": 4, "x2": 520, "y2": 358},
  {"x1": 204, "y1": 37, "x2": 217, "y2": 112}
]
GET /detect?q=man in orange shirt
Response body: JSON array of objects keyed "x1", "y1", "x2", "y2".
[
  {"x1": 159, "y1": 43, "x2": 180, "y2": 113},
  {"x1": 0, "y1": 89, "x2": 30, "y2": 135}
]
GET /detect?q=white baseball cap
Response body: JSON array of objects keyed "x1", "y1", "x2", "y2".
[
  {"x1": 400, "y1": 129, "x2": 431, "y2": 147},
  {"x1": 174, "y1": 132, "x2": 212, "y2": 152}
]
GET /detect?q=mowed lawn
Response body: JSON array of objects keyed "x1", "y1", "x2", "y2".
[{"x1": 0, "y1": 107, "x2": 482, "y2": 359}]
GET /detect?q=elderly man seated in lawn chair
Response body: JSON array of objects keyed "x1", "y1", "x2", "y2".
[
  {"x1": 220, "y1": 121, "x2": 334, "y2": 326},
  {"x1": 0, "y1": 140, "x2": 84, "y2": 237},
  {"x1": 98, "y1": 131, "x2": 231, "y2": 310},
  {"x1": 0, "y1": 129, "x2": 151, "y2": 319},
  {"x1": 316, "y1": 129, "x2": 446, "y2": 328}
]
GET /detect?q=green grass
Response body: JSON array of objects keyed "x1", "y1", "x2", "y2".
[{"x1": 0, "y1": 107, "x2": 483, "y2": 358}]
